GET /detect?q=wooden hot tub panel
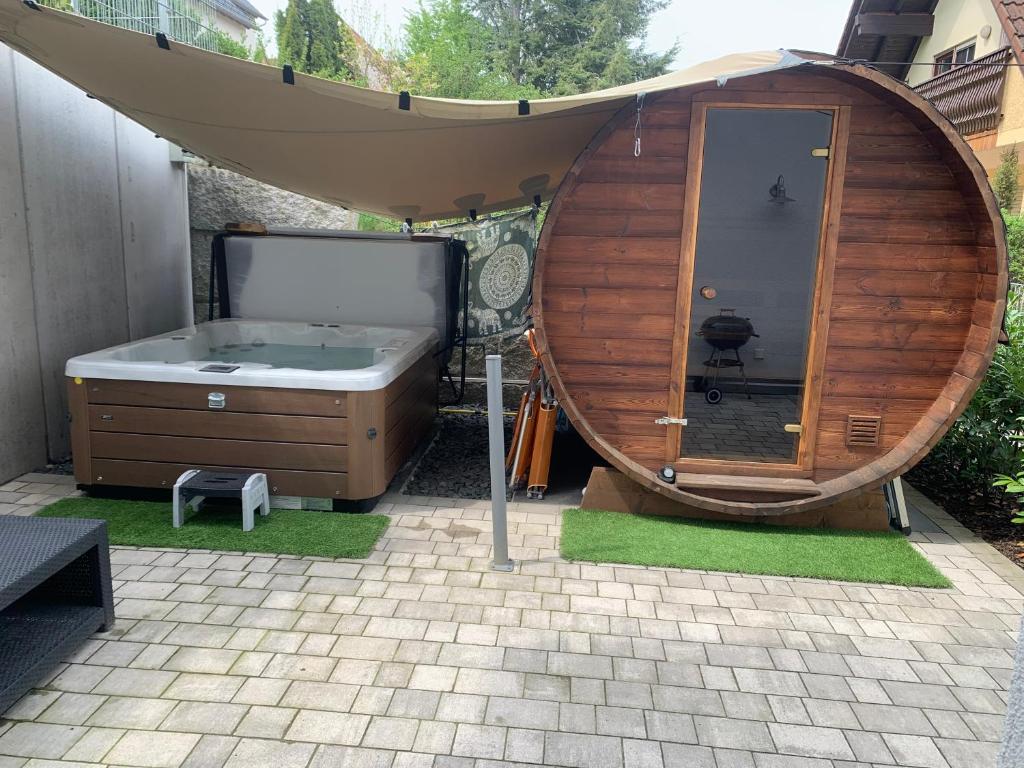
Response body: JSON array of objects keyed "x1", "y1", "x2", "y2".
[{"x1": 67, "y1": 353, "x2": 437, "y2": 501}]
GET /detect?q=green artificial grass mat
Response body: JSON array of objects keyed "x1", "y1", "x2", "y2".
[
  {"x1": 38, "y1": 497, "x2": 389, "y2": 559},
  {"x1": 561, "y1": 508, "x2": 951, "y2": 588}
]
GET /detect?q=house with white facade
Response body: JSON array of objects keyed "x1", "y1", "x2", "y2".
[{"x1": 838, "y1": 0, "x2": 1024, "y2": 209}]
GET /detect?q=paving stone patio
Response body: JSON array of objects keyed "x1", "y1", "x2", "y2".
[{"x1": 0, "y1": 472, "x2": 1022, "y2": 767}]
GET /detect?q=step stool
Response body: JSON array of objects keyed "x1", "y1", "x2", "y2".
[{"x1": 172, "y1": 470, "x2": 270, "y2": 532}]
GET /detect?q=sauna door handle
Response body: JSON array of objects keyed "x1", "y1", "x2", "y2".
[
  {"x1": 655, "y1": 416, "x2": 687, "y2": 426},
  {"x1": 784, "y1": 423, "x2": 803, "y2": 434}
]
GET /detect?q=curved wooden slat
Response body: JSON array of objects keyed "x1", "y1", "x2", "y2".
[{"x1": 532, "y1": 63, "x2": 1007, "y2": 515}]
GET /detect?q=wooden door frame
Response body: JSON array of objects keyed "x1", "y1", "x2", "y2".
[{"x1": 664, "y1": 101, "x2": 851, "y2": 477}]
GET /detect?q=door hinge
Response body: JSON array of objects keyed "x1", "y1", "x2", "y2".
[
  {"x1": 811, "y1": 147, "x2": 830, "y2": 157},
  {"x1": 655, "y1": 416, "x2": 688, "y2": 426}
]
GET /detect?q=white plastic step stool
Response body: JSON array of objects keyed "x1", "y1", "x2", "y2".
[{"x1": 172, "y1": 470, "x2": 270, "y2": 532}]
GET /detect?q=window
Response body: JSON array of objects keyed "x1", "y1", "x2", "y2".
[{"x1": 935, "y1": 40, "x2": 976, "y2": 75}]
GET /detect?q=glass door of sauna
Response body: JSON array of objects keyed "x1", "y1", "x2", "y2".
[{"x1": 679, "y1": 107, "x2": 833, "y2": 464}]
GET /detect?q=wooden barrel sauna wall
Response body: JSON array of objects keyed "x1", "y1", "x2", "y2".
[{"x1": 532, "y1": 63, "x2": 1008, "y2": 515}]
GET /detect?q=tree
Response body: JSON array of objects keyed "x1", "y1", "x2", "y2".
[
  {"x1": 464, "y1": 0, "x2": 534, "y2": 86},
  {"x1": 276, "y1": 0, "x2": 310, "y2": 70},
  {"x1": 995, "y1": 146, "x2": 1020, "y2": 212},
  {"x1": 468, "y1": 0, "x2": 676, "y2": 95},
  {"x1": 251, "y1": 30, "x2": 271, "y2": 64},
  {"x1": 402, "y1": 0, "x2": 539, "y2": 99},
  {"x1": 339, "y1": 0, "x2": 405, "y2": 88},
  {"x1": 275, "y1": 0, "x2": 358, "y2": 81},
  {"x1": 307, "y1": 0, "x2": 354, "y2": 78}
]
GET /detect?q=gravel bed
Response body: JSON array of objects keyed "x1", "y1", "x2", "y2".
[
  {"x1": 402, "y1": 412, "x2": 515, "y2": 500},
  {"x1": 34, "y1": 458, "x2": 74, "y2": 475},
  {"x1": 401, "y1": 408, "x2": 604, "y2": 503}
]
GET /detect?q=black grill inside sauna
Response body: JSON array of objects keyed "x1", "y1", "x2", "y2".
[
  {"x1": 530, "y1": 61, "x2": 1007, "y2": 515},
  {"x1": 693, "y1": 309, "x2": 758, "y2": 404}
]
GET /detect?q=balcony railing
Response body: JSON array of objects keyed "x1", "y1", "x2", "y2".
[
  {"x1": 67, "y1": 0, "x2": 223, "y2": 51},
  {"x1": 915, "y1": 47, "x2": 1012, "y2": 136}
]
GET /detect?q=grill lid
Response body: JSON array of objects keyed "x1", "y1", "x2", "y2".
[{"x1": 697, "y1": 309, "x2": 758, "y2": 349}]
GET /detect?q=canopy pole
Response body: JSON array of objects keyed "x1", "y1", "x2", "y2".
[{"x1": 486, "y1": 355, "x2": 514, "y2": 572}]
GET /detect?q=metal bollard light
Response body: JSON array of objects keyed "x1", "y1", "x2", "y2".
[{"x1": 485, "y1": 355, "x2": 514, "y2": 572}]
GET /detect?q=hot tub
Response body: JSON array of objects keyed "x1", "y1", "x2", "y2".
[{"x1": 65, "y1": 319, "x2": 439, "y2": 505}]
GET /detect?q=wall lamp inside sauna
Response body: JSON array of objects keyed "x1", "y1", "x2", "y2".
[{"x1": 768, "y1": 174, "x2": 795, "y2": 205}]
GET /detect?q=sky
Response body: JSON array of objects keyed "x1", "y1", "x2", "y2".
[{"x1": 249, "y1": 0, "x2": 853, "y2": 70}]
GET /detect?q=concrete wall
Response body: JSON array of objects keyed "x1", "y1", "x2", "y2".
[
  {"x1": 115, "y1": 117, "x2": 193, "y2": 339},
  {"x1": 187, "y1": 163, "x2": 358, "y2": 323},
  {"x1": 0, "y1": 45, "x2": 192, "y2": 482},
  {"x1": 0, "y1": 48, "x2": 47, "y2": 485}
]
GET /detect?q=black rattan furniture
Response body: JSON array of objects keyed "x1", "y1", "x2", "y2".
[{"x1": 0, "y1": 517, "x2": 114, "y2": 714}]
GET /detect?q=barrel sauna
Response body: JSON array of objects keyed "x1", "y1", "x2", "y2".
[{"x1": 532, "y1": 62, "x2": 1007, "y2": 515}]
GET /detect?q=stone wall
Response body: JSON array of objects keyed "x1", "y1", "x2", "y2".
[{"x1": 187, "y1": 163, "x2": 358, "y2": 323}]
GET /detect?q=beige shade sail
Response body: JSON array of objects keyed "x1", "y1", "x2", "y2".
[{"x1": 0, "y1": 0, "x2": 803, "y2": 219}]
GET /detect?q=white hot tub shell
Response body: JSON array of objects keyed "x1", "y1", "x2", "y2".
[{"x1": 65, "y1": 319, "x2": 439, "y2": 503}]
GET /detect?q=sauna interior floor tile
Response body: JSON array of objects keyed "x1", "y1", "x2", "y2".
[{"x1": 681, "y1": 394, "x2": 799, "y2": 462}]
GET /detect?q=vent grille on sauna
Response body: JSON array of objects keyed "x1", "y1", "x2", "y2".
[{"x1": 846, "y1": 415, "x2": 881, "y2": 447}]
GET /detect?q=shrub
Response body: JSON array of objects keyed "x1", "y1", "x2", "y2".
[
  {"x1": 993, "y1": 421, "x2": 1024, "y2": 522},
  {"x1": 357, "y1": 212, "x2": 402, "y2": 232},
  {"x1": 1005, "y1": 211, "x2": 1024, "y2": 283},
  {"x1": 995, "y1": 146, "x2": 1020, "y2": 212},
  {"x1": 214, "y1": 30, "x2": 250, "y2": 60},
  {"x1": 929, "y1": 293, "x2": 1024, "y2": 503}
]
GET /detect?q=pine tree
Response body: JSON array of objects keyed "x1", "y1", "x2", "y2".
[
  {"x1": 275, "y1": 0, "x2": 357, "y2": 82},
  {"x1": 277, "y1": 0, "x2": 310, "y2": 71},
  {"x1": 307, "y1": 0, "x2": 345, "y2": 78},
  {"x1": 403, "y1": 0, "x2": 537, "y2": 99}
]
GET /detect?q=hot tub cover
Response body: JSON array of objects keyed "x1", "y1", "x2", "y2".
[{"x1": 0, "y1": 0, "x2": 809, "y2": 219}]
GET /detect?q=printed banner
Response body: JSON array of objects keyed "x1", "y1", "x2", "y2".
[{"x1": 437, "y1": 209, "x2": 538, "y2": 341}]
